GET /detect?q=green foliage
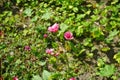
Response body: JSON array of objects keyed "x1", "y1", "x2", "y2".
[
  {"x1": 41, "y1": 10, "x2": 53, "y2": 20},
  {"x1": 23, "y1": 8, "x2": 33, "y2": 17},
  {"x1": 97, "y1": 64, "x2": 116, "y2": 77},
  {"x1": 42, "y1": 70, "x2": 52, "y2": 80},
  {"x1": 0, "y1": 0, "x2": 120, "y2": 80},
  {"x1": 76, "y1": 26, "x2": 83, "y2": 36},
  {"x1": 97, "y1": 58, "x2": 105, "y2": 67},
  {"x1": 105, "y1": 30, "x2": 119, "y2": 43},
  {"x1": 32, "y1": 70, "x2": 52, "y2": 80},
  {"x1": 58, "y1": 23, "x2": 69, "y2": 37},
  {"x1": 32, "y1": 75, "x2": 42, "y2": 80},
  {"x1": 114, "y1": 52, "x2": 120, "y2": 63}
]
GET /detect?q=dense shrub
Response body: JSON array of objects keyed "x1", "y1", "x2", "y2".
[{"x1": 0, "y1": 0, "x2": 120, "y2": 80}]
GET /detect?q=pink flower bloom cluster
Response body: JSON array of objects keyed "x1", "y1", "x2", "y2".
[
  {"x1": 46, "y1": 48, "x2": 59, "y2": 56},
  {"x1": 64, "y1": 31, "x2": 73, "y2": 40},
  {"x1": 45, "y1": 23, "x2": 74, "y2": 56},
  {"x1": 47, "y1": 23, "x2": 74, "y2": 40},
  {"x1": 13, "y1": 77, "x2": 18, "y2": 80},
  {"x1": 48, "y1": 23, "x2": 59, "y2": 32},
  {"x1": 69, "y1": 77, "x2": 76, "y2": 80},
  {"x1": 24, "y1": 46, "x2": 31, "y2": 51}
]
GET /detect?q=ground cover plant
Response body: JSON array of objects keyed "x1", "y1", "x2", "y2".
[{"x1": 0, "y1": 0, "x2": 120, "y2": 80}]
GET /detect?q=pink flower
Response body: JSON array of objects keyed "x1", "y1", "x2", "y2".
[
  {"x1": 64, "y1": 31, "x2": 73, "y2": 40},
  {"x1": 69, "y1": 77, "x2": 76, "y2": 80},
  {"x1": 13, "y1": 77, "x2": 18, "y2": 80},
  {"x1": 24, "y1": 46, "x2": 31, "y2": 51},
  {"x1": 48, "y1": 23, "x2": 59, "y2": 32},
  {"x1": 43, "y1": 34, "x2": 48, "y2": 38},
  {"x1": 46, "y1": 48, "x2": 54, "y2": 54}
]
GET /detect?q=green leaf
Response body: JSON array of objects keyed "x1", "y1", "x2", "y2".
[
  {"x1": 16, "y1": 0, "x2": 21, "y2": 4},
  {"x1": 79, "y1": 49, "x2": 85, "y2": 54},
  {"x1": 51, "y1": 72, "x2": 63, "y2": 79},
  {"x1": 85, "y1": 10, "x2": 91, "y2": 15},
  {"x1": 101, "y1": 47, "x2": 110, "y2": 52},
  {"x1": 91, "y1": 15, "x2": 100, "y2": 21},
  {"x1": 100, "y1": 17, "x2": 108, "y2": 25},
  {"x1": 97, "y1": 64, "x2": 116, "y2": 77},
  {"x1": 23, "y1": 30, "x2": 29, "y2": 36},
  {"x1": 83, "y1": 38, "x2": 91, "y2": 46},
  {"x1": 0, "y1": 44, "x2": 6, "y2": 50},
  {"x1": 15, "y1": 59, "x2": 22, "y2": 64},
  {"x1": 41, "y1": 10, "x2": 52, "y2": 20},
  {"x1": 114, "y1": 52, "x2": 120, "y2": 63},
  {"x1": 39, "y1": 61, "x2": 46, "y2": 66},
  {"x1": 57, "y1": 23, "x2": 69, "y2": 36},
  {"x1": 31, "y1": 16, "x2": 39, "y2": 22},
  {"x1": 76, "y1": 14, "x2": 86, "y2": 21},
  {"x1": 32, "y1": 75, "x2": 42, "y2": 80},
  {"x1": 109, "y1": 30, "x2": 119, "y2": 37},
  {"x1": 106, "y1": 29, "x2": 119, "y2": 43},
  {"x1": 97, "y1": 58, "x2": 105, "y2": 67},
  {"x1": 111, "y1": 0, "x2": 118, "y2": 4},
  {"x1": 23, "y1": 8, "x2": 33, "y2": 16},
  {"x1": 91, "y1": 27, "x2": 104, "y2": 38},
  {"x1": 73, "y1": 7, "x2": 78, "y2": 12},
  {"x1": 42, "y1": 70, "x2": 51, "y2": 80},
  {"x1": 76, "y1": 26, "x2": 83, "y2": 36}
]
